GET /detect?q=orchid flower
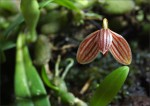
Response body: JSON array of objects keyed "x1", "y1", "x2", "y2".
[{"x1": 77, "y1": 18, "x2": 132, "y2": 65}]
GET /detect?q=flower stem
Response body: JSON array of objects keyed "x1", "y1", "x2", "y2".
[
  {"x1": 55, "y1": 55, "x2": 61, "y2": 77},
  {"x1": 61, "y1": 58, "x2": 74, "y2": 80}
]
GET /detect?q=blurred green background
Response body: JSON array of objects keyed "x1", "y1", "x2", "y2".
[{"x1": 0, "y1": 0, "x2": 150, "y2": 106}]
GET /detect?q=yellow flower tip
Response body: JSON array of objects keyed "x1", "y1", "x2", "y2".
[
  {"x1": 125, "y1": 61, "x2": 131, "y2": 65},
  {"x1": 128, "y1": 59, "x2": 132, "y2": 65},
  {"x1": 123, "y1": 58, "x2": 132, "y2": 65},
  {"x1": 103, "y1": 18, "x2": 108, "y2": 29},
  {"x1": 126, "y1": 55, "x2": 132, "y2": 65}
]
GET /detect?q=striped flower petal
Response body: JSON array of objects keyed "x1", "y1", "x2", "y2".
[
  {"x1": 109, "y1": 30, "x2": 132, "y2": 65},
  {"x1": 77, "y1": 30, "x2": 100, "y2": 64},
  {"x1": 98, "y1": 29, "x2": 113, "y2": 54}
]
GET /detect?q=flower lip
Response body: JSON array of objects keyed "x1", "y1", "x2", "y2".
[{"x1": 98, "y1": 29, "x2": 112, "y2": 54}]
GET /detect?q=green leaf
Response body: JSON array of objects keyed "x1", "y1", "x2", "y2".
[
  {"x1": 0, "y1": 40, "x2": 16, "y2": 51},
  {"x1": 21, "y1": 0, "x2": 40, "y2": 42},
  {"x1": 54, "y1": 0, "x2": 81, "y2": 13},
  {"x1": 41, "y1": 66, "x2": 59, "y2": 91},
  {"x1": 39, "y1": 0, "x2": 54, "y2": 9},
  {"x1": 3, "y1": 0, "x2": 54, "y2": 38},
  {"x1": 84, "y1": 12, "x2": 102, "y2": 20},
  {"x1": 3, "y1": 14, "x2": 24, "y2": 38},
  {"x1": 15, "y1": 33, "x2": 51, "y2": 106},
  {"x1": 90, "y1": 66, "x2": 129, "y2": 106},
  {"x1": 0, "y1": 0, "x2": 18, "y2": 12}
]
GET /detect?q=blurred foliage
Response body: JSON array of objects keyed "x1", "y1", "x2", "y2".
[
  {"x1": 0, "y1": 0, "x2": 150, "y2": 106},
  {"x1": 41, "y1": 57, "x2": 87, "y2": 106},
  {"x1": 99, "y1": 0, "x2": 135, "y2": 14},
  {"x1": 20, "y1": 0, "x2": 40, "y2": 42},
  {"x1": 15, "y1": 33, "x2": 50, "y2": 106},
  {"x1": 33, "y1": 35, "x2": 51, "y2": 66},
  {"x1": 0, "y1": 0, "x2": 18, "y2": 13}
]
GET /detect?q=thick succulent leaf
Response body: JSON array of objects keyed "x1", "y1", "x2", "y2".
[
  {"x1": 90, "y1": 66, "x2": 129, "y2": 106},
  {"x1": 15, "y1": 34, "x2": 51, "y2": 106},
  {"x1": 98, "y1": 29, "x2": 112, "y2": 54},
  {"x1": 76, "y1": 30, "x2": 100, "y2": 64},
  {"x1": 109, "y1": 30, "x2": 132, "y2": 65},
  {"x1": 102, "y1": 0, "x2": 135, "y2": 14}
]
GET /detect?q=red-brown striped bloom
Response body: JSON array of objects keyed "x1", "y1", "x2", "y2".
[{"x1": 77, "y1": 18, "x2": 132, "y2": 65}]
